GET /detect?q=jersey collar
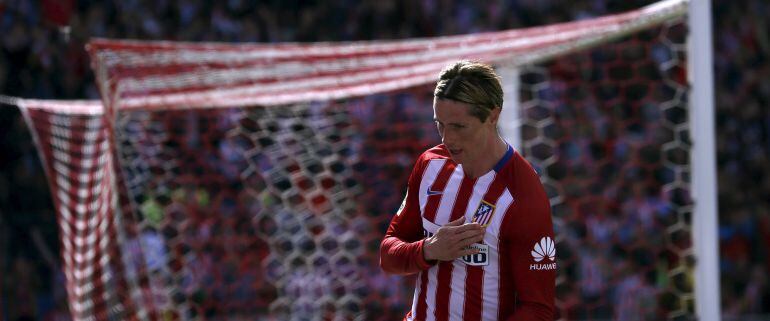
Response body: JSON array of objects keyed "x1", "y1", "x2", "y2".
[{"x1": 493, "y1": 144, "x2": 513, "y2": 173}]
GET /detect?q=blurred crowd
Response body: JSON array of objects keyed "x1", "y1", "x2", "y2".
[
  {"x1": 712, "y1": 0, "x2": 770, "y2": 317},
  {"x1": 1, "y1": 0, "x2": 769, "y2": 320}
]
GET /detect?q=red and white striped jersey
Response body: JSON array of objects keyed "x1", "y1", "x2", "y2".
[{"x1": 380, "y1": 144, "x2": 555, "y2": 321}]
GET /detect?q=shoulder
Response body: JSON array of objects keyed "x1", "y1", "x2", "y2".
[
  {"x1": 498, "y1": 150, "x2": 553, "y2": 237},
  {"x1": 406, "y1": 144, "x2": 451, "y2": 185},
  {"x1": 496, "y1": 149, "x2": 541, "y2": 190},
  {"x1": 421, "y1": 144, "x2": 451, "y2": 161},
  {"x1": 413, "y1": 144, "x2": 451, "y2": 168}
]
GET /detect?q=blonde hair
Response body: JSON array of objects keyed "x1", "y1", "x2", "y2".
[{"x1": 433, "y1": 60, "x2": 503, "y2": 122}]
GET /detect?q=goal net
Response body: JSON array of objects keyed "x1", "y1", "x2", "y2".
[{"x1": 16, "y1": 0, "x2": 698, "y2": 320}]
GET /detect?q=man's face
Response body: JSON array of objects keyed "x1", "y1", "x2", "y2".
[{"x1": 433, "y1": 98, "x2": 496, "y2": 167}]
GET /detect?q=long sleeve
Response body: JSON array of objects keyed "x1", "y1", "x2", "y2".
[
  {"x1": 380, "y1": 156, "x2": 436, "y2": 275},
  {"x1": 501, "y1": 153, "x2": 556, "y2": 321}
]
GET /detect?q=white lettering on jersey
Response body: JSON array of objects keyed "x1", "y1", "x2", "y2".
[{"x1": 529, "y1": 236, "x2": 557, "y2": 271}]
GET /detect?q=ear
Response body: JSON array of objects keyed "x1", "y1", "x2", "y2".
[{"x1": 487, "y1": 107, "x2": 502, "y2": 125}]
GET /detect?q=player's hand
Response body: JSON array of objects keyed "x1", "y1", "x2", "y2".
[{"x1": 423, "y1": 217, "x2": 485, "y2": 261}]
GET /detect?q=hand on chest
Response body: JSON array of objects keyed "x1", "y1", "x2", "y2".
[{"x1": 418, "y1": 162, "x2": 515, "y2": 241}]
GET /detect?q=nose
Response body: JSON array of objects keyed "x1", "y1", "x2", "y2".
[{"x1": 440, "y1": 129, "x2": 455, "y2": 148}]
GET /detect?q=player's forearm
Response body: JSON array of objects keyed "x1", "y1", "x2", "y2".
[{"x1": 379, "y1": 236, "x2": 435, "y2": 275}]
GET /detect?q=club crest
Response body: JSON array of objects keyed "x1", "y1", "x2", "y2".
[{"x1": 471, "y1": 200, "x2": 496, "y2": 227}]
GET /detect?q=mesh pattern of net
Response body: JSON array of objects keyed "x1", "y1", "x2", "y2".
[
  {"x1": 518, "y1": 22, "x2": 694, "y2": 320},
  {"x1": 24, "y1": 108, "x2": 136, "y2": 320},
  {"x1": 96, "y1": 87, "x2": 436, "y2": 320},
  {"x1": 20, "y1": 6, "x2": 698, "y2": 320}
]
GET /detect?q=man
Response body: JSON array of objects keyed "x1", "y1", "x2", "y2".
[{"x1": 380, "y1": 61, "x2": 556, "y2": 321}]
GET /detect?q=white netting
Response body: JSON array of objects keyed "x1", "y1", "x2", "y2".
[
  {"x1": 518, "y1": 20, "x2": 695, "y2": 320},
  {"x1": 14, "y1": 0, "x2": 694, "y2": 320},
  {"x1": 87, "y1": 0, "x2": 686, "y2": 110}
]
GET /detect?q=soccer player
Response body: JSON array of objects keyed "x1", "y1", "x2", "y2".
[{"x1": 380, "y1": 61, "x2": 556, "y2": 321}]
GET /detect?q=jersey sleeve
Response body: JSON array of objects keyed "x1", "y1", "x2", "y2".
[
  {"x1": 379, "y1": 154, "x2": 436, "y2": 275},
  {"x1": 501, "y1": 153, "x2": 556, "y2": 321}
]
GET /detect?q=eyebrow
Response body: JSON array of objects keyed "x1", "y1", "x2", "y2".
[{"x1": 433, "y1": 118, "x2": 465, "y2": 126}]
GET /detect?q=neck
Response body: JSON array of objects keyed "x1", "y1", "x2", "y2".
[{"x1": 464, "y1": 136, "x2": 508, "y2": 178}]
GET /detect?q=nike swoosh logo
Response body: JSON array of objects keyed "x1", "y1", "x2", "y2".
[{"x1": 427, "y1": 189, "x2": 443, "y2": 196}]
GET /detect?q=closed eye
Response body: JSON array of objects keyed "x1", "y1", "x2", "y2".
[{"x1": 434, "y1": 119, "x2": 465, "y2": 129}]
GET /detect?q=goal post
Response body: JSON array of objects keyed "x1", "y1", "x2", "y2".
[
  {"x1": 687, "y1": 0, "x2": 720, "y2": 319},
  {"x1": 6, "y1": 0, "x2": 722, "y2": 319},
  {"x1": 497, "y1": 66, "x2": 522, "y2": 151}
]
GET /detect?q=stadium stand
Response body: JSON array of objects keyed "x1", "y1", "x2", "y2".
[{"x1": 1, "y1": 0, "x2": 768, "y2": 320}]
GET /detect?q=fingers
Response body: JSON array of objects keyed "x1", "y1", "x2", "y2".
[
  {"x1": 436, "y1": 240, "x2": 484, "y2": 261},
  {"x1": 454, "y1": 228, "x2": 484, "y2": 243},
  {"x1": 429, "y1": 217, "x2": 487, "y2": 261},
  {"x1": 457, "y1": 234, "x2": 484, "y2": 249},
  {"x1": 453, "y1": 222, "x2": 484, "y2": 233},
  {"x1": 446, "y1": 216, "x2": 465, "y2": 226},
  {"x1": 456, "y1": 247, "x2": 480, "y2": 258}
]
